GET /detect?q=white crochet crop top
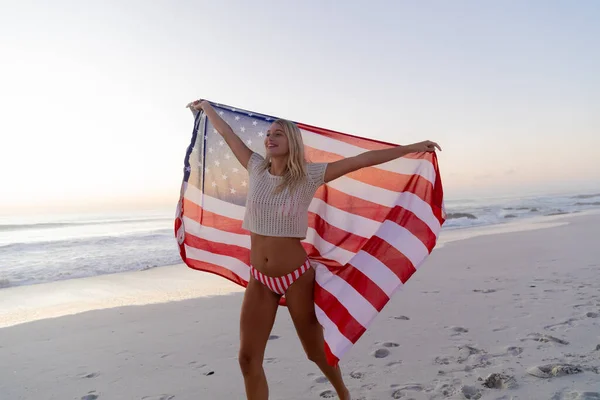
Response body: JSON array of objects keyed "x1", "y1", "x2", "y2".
[{"x1": 242, "y1": 152, "x2": 328, "y2": 239}]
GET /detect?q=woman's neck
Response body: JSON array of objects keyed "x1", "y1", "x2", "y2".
[{"x1": 269, "y1": 156, "x2": 287, "y2": 176}]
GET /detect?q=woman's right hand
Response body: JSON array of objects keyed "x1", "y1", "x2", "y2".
[{"x1": 186, "y1": 99, "x2": 202, "y2": 110}]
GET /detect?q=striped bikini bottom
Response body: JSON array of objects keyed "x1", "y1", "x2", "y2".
[{"x1": 249, "y1": 258, "x2": 312, "y2": 295}]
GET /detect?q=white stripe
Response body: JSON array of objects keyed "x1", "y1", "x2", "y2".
[
  {"x1": 314, "y1": 303, "x2": 354, "y2": 360},
  {"x1": 184, "y1": 187, "x2": 246, "y2": 220},
  {"x1": 349, "y1": 250, "x2": 403, "y2": 297},
  {"x1": 376, "y1": 220, "x2": 430, "y2": 268},
  {"x1": 183, "y1": 216, "x2": 250, "y2": 248},
  {"x1": 184, "y1": 245, "x2": 249, "y2": 281},
  {"x1": 301, "y1": 129, "x2": 436, "y2": 184},
  {"x1": 274, "y1": 277, "x2": 285, "y2": 293},
  {"x1": 304, "y1": 228, "x2": 355, "y2": 266},
  {"x1": 308, "y1": 198, "x2": 378, "y2": 238},
  {"x1": 326, "y1": 177, "x2": 442, "y2": 235},
  {"x1": 314, "y1": 263, "x2": 378, "y2": 328}
]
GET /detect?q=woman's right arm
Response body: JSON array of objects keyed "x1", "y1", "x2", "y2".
[{"x1": 190, "y1": 100, "x2": 253, "y2": 169}]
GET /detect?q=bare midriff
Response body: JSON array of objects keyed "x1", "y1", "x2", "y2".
[{"x1": 249, "y1": 233, "x2": 308, "y2": 277}]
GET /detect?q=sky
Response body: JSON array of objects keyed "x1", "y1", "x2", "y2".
[{"x1": 1, "y1": 0, "x2": 599, "y2": 214}]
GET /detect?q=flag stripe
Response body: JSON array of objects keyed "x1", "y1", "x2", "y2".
[
  {"x1": 305, "y1": 146, "x2": 436, "y2": 204},
  {"x1": 300, "y1": 130, "x2": 437, "y2": 184}
]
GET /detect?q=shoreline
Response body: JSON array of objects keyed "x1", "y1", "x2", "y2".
[{"x1": 1, "y1": 210, "x2": 597, "y2": 329}]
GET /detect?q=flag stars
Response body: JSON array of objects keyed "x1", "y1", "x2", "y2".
[
  {"x1": 235, "y1": 116, "x2": 240, "y2": 121},
  {"x1": 252, "y1": 120, "x2": 258, "y2": 126},
  {"x1": 240, "y1": 126, "x2": 246, "y2": 133},
  {"x1": 232, "y1": 167, "x2": 239, "y2": 173},
  {"x1": 221, "y1": 174, "x2": 228, "y2": 180},
  {"x1": 257, "y1": 131, "x2": 264, "y2": 137},
  {"x1": 211, "y1": 181, "x2": 217, "y2": 187},
  {"x1": 224, "y1": 153, "x2": 231, "y2": 160},
  {"x1": 246, "y1": 139, "x2": 252, "y2": 145},
  {"x1": 208, "y1": 147, "x2": 214, "y2": 153},
  {"x1": 230, "y1": 188, "x2": 236, "y2": 194},
  {"x1": 185, "y1": 166, "x2": 191, "y2": 172},
  {"x1": 219, "y1": 140, "x2": 225, "y2": 146},
  {"x1": 214, "y1": 160, "x2": 220, "y2": 167},
  {"x1": 241, "y1": 180, "x2": 247, "y2": 187},
  {"x1": 219, "y1": 111, "x2": 224, "y2": 116}
]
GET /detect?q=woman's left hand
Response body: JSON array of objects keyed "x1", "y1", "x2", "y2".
[{"x1": 409, "y1": 140, "x2": 442, "y2": 153}]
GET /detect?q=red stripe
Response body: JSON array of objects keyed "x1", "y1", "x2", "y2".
[
  {"x1": 305, "y1": 146, "x2": 436, "y2": 204},
  {"x1": 386, "y1": 205, "x2": 437, "y2": 252},
  {"x1": 310, "y1": 192, "x2": 435, "y2": 253},
  {"x1": 184, "y1": 234, "x2": 250, "y2": 266},
  {"x1": 185, "y1": 258, "x2": 248, "y2": 288},
  {"x1": 183, "y1": 198, "x2": 245, "y2": 234},
  {"x1": 314, "y1": 282, "x2": 366, "y2": 344},
  {"x1": 335, "y1": 264, "x2": 390, "y2": 312},
  {"x1": 362, "y1": 236, "x2": 416, "y2": 284},
  {"x1": 306, "y1": 243, "x2": 389, "y2": 312},
  {"x1": 323, "y1": 341, "x2": 339, "y2": 367},
  {"x1": 314, "y1": 186, "x2": 392, "y2": 222},
  {"x1": 297, "y1": 122, "x2": 396, "y2": 151}
]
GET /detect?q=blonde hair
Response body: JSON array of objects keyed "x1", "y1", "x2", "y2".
[{"x1": 260, "y1": 119, "x2": 307, "y2": 194}]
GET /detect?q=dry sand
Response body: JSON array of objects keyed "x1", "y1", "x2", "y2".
[{"x1": 1, "y1": 212, "x2": 599, "y2": 399}]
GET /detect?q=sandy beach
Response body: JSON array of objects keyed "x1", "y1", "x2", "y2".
[{"x1": 1, "y1": 212, "x2": 599, "y2": 400}]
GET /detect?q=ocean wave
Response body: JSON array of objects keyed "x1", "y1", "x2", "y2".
[
  {"x1": 0, "y1": 217, "x2": 173, "y2": 232},
  {"x1": 446, "y1": 212, "x2": 477, "y2": 220},
  {"x1": 0, "y1": 229, "x2": 173, "y2": 251},
  {"x1": 572, "y1": 193, "x2": 600, "y2": 199}
]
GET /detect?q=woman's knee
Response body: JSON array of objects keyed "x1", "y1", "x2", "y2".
[{"x1": 238, "y1": 350, "x2": 262, "y2": 376}]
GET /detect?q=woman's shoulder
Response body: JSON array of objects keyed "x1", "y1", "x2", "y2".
[{"x1": 305, "y1": 161, "x2": 328, "y2": 186}]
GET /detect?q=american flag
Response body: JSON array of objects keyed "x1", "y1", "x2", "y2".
[{"x1": 175, "y1": 101, "x2": 446, "y2": 366}]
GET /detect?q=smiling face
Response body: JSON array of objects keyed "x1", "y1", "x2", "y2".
[{"x1": 264, "y1": 121, "x2": 290, "y2": 158}]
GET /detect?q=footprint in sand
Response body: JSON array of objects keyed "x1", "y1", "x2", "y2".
[
  {"x1": 460, "y1": 385, "x2": 482, "y2": 399},
  {"x1": 319, "y1": 390, "x2": 336, "y2": 398},
  {"x1": 481, "y1": 373, "x2": 518, "y2": 389},
  {"x1": 373, "y1": 348, "x2": 390, "y2": 358},
  {"x1": 350, "y1": 371, "x2": 364, "y2": 379},
  {"x1": 522, "y1": 333, "x2": 569, "y2": 345},
  {"x1": 141, "y1": 396, "x2": 175, "y2": 400},
  {"x1": 449, "y1": 326, "x2": 469, "y2": 334},
  {"x1": 390, "y1": 384, "x2": 424, "y2": 392},
  {"x1": 473, "y1": 289, "x2": 497, "y2": 294},
  {"x1": 562, "y1": 391, "x2": 600, "y2": 400},
  {"x1": 268, "y1": 335, "x2": 280, "y2": 340},
  {"x1": 526, "y1": 363, "x2": 583, "y2": 378},
  {"x1": 78, "y1": 372, "x2": 100, "y2": 379},
  {"x1": 386, "y1": 360, "x2": 403, "y2": 367},
  {"x1": 314, "y1": 376, "x2": 328, "y2": 383},
  {"x1": 393, "y1": 316, "x2": 410, "y2": 320},
  {"x1": 81, "y1": 395, "x2": 99, "y2": 400},
  {"x1": 382, "y1": 342, "x2": 400, "y2": 348},
  {"x1": 586, "y1": 312, "x2": 599, "y2": 318},
  {"x1": 506, "y1": 346, "x2": 524, "y2": 356}
]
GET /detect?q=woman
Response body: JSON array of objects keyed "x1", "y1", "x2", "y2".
[{"x1": 188, "y1": 99, "x2": 441, "y2": 400}]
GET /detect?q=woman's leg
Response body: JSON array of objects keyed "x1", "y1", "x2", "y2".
[
  {"x1": 239, "y1": 276, "x2": 281, "y2": 400},
  {"x1": 284, "y1": 268, "x2": 350, "y2": 400}
]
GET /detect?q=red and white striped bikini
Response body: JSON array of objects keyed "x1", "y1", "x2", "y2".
[
  {"x1": 249, "y1": 258, "x2": 312, "y2": 295},
  {"x1": 241, "y1": 152, "x2": 328, "y2": 295}
]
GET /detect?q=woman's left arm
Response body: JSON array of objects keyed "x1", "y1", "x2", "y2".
[{"x1": 323, "y1": 140, "x2": 441, "y2": 183}]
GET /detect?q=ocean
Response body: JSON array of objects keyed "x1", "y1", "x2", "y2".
[{"x1": 1, "y1": 192, "x2": 599, "y2": 289}]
